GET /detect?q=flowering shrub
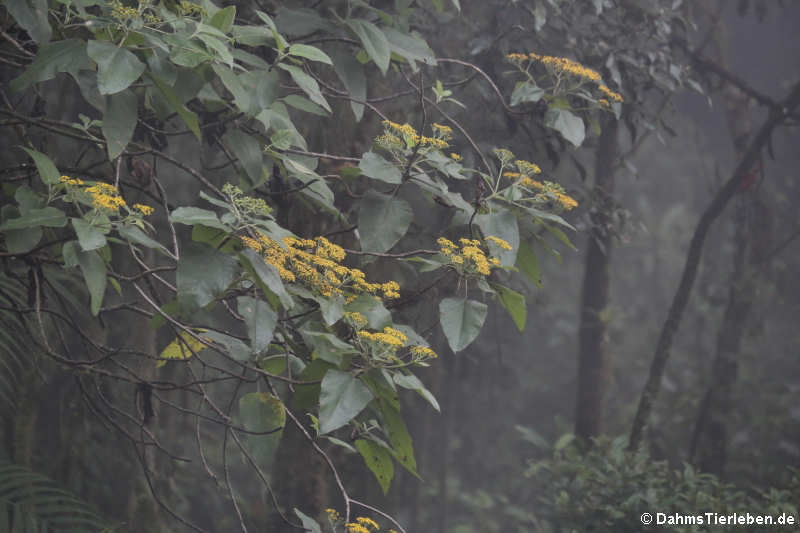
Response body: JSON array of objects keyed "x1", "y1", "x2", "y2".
[{"x1": 0, "y1": 0, "x2": 612, "y2": 530}]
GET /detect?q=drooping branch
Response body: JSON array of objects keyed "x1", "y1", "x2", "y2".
[{"x1": 627, "y1": 81, "x2": 800, "y2": 451}]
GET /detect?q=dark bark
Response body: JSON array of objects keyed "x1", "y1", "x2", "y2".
[
  {"x1": 575, "y1": 117, "x2": 619, "y2": 442},
  {"x1": 628, "y1": 80, "x2": 800, "y2": 451},
  {"x1": 690, "y1": 77, "x2": 774, "y2": 473}
]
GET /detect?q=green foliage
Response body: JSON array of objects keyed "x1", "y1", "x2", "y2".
[
  {"x1": 0, "y1": 0, "x2": 619, "y2": 527},
  {"x1": 526, "y1": 437, "x2": 800, "y2": 533}
]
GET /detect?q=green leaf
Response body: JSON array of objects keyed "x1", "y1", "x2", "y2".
[
  {"x1": 544, "y1": 223, "x2": 578, "y2": 251},
  {"x1": 239, "y1": 392, "x2": 285, "y2": 468},
  {"x1": 274, "y1": 7, "x2": 335, "y2": 36},
  {"x1": 149, "y1": 74, "x2": 201, "y2": 141},
  {"x1": 71, "y1": 218, "x2": 106, "y2": 251},
  {"x1": 237, "y1": 296, "x2": 277, "y2": 353},
  {"x1": 277, "y1": 64, "x2": 331, "y2": 113},
  {"x1": 10, "y1": 39, "x2": 88, "y2": 92},
  {"x1": 475, "y1": 210, "x2": 519, "y2": 266},
  {"x1": 239, "y1": 249, "x2": 293, "y2": 309},
  {"x1": 511, "y1": 81, "x2": 545, "y2": 106},
  {"x1": 282, "y1": 94, "x2": 328, "y2": 116},
  {"x1": 516, "y1": 241, "x2": 542, "y2": 288},
  {"x1": 330, "y1": 49, "x2": 366, "y2": 121},
  {"x1": 0, "y1": 207, "x2": 66, "y2": 230},
  {"x1": 212, "y1": 64, "x2": 252, "y2": 113},
  {"x1": 393, "y1": 373, "x2": 439, "y2": 411},
  {"x1": 117, "y1": 225, "x2": 172, "y2": 256},
  {"x1": 21, "y1": 147, "x2": 60, "y2": 185},
  {"x1": 359, "y1": 152, "x2": 402, "y2": 184},
  {"x1": 346, "y1": 19, "x2": 391, "y2": 75},
  {"x1": 300, "y1": 331, "x2": 358, "y2": 365},
  {"x1": 439, "y1": 297, "x2": 488, "y2": 353},
  {"x1": 222, "y1": 130, "x2": 264, "y2": 185},
  {"x1": 102, "y1": 89, "x2": 138, "y2": 160},
  {"x1": 294, "y1": 509, "x2": 322, "y2": 533},
  {"x1": 14, "y1": 185, "x2": 44, "y2": 214},
  {"x1": 65, "y1": 242, "x2": 106, "y2": 316},
  {"x1": 170, "y1": 207, "x2": 230, "y2": 230},
  {"x1": 318, "y1": 370, "x2": 373, "y2": 434},
  {"x1": 203, "y1": 331, "x2": 252, "y2": 362},
  {"x1": 4, "y1": 0, "x2": 51, "y2": 44},
  {"x1": 87, "y1": 41, "x2": 145, "y2": 95},
  {"x1": 288, "y1": 44, "x2": 333, "y2": 65},
  {"x1": 313, "y1": 294, "x2": 345, "y2": 326},
  {"x1": 345, "y1": 295, "x2": 391, "y2": 329},
  {"x1": 358, "y1": 190, "x2": 413, "y2": 253},
  {"x1": 382, "y1": 27, "x2": 436, "y2": 70},
  {"x1": 378, "y1": 401, "x2": 418, "y2": 476},
  {"x1": 355, "y1": 439, "x2": 394, "y2": 494},
  {"x1": 209, "y1": 5, "x2": 236, "y2": 33},
  {"x1": 544, "y1": 107, "x2": 585, "y2": 147},
  {"x1": 493, "y1": 283, "x2": 527, "y2": 332},
  {"x1": 176, "y1": 242, "x2": 237, "y2": 309},
  {"x1": 4, "y1": 226, "x2": 42, "y2": 254},
  {"x1": 256, "y1": 102, "x2": 307, "y2": 149}
]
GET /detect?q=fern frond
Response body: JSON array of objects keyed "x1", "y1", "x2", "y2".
[{"x1": 0, "y1": 461, "x2": 112, "y2": 532}]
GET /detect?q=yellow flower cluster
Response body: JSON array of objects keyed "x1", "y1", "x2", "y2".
[
  {"x1": 380, "y1": 120, "x2": 450, "y2": 149},
  {"x1": 357, "y1": 326, "x2": 408, "y2": 350},
  {"x1": 344, "y1": 311, "x2": 368, "y2": 329},
  {"x1": 598, "y1": 83, "x2": 623, "y2": 102},
  {"x1": 493, "y1": 148, "x2": 514, "y2": 164},
  {"x1": 449, "y1": 153, "x2": 462, "y2": 161},
  {"x1": 85, "y1": 182, "x2": 127, "y2": 212},
  {"x1": 486, "y1": 236, "x2": 513, "y2": 250},
  {"x1": 179, "y1": 0, "x2": 207, "y2": 16},
  {"x1": 110, "y1": 0, "x2": 138, "y2": 20},
  {"x1": 508, "y1": 52, "x2": 624, "y2": 103},
  {"x1": 356, "y1": 517, "x2": 380, "y2": 530},
  {"x1": 515, "y1": 159, "x2": 541, "y2": 175},
  {"x1": 241, "y1": 233, "x2": 401, "y2": 300},
  {"x1": 410, "y1": 345, "x2": 437, "y2": 359},
  {"x1": 527, "y1": 53, "x2": 601, "y2": 82},
  {"x1": 431, "y1": 123, "x2": 453, "y2": 139},
  {"x1": 133, "y1": 203, "x2": 154, "y2": 216},
  {"x1": 59, "y1": 176, "x2": 154, "y2": 216},
  {"x1": 503, "y1": 174, "x2": 579, "y2": 211},
  {"x1": 437, "y1": 237, "x2": 502, "y2": 276},
  {"x1": 344, "y1": 517, "x2": 381, "y2": 532},
  {"x1": 59, "y1": 175, "x2": 84, "y2": 186},
  {"x1": 325, "y1": 508, "x2": 342, "y2": 522},
  {"x1": 222, "y1": 183, "x2": 272, "y2": 217}
]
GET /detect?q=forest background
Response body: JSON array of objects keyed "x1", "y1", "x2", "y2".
[{"x1": 1, "y1": 0, "x2": 800, "y2": 532}]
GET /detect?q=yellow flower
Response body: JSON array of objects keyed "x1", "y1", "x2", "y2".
[
  {"x1": 515, "y1": 160, "x2": 541, "y2": 175},
  {"x1": 356, "y1": 517, "x2": 380, "y2": 530},
  {"x1": 598, "y1": 84, "x2": 623, "y2": 102},
  {"x1": 493, "y1": 148, "x2": 515, "y2": 163},
  {"x1": 529, "y1": 53, "x2": 601, "y2": 82},
  {"x1": 485, "y1": 236, "x2": 512, "y2": 250},
  {"x1": 449, "y1": 153, "x2": 462, "y2": 161},
  {"x1": 133, "y1": 203, "x2": 154, "y2": 216},
  {"x1": 410, "y1": 345, "x2": 437, "y2": 359},
  {"x1": 432, "y1": 123, "x2": 453, "y2": 139},
  {"x1": 59, "y1": 175, "x2": 84, "y2": 186},
  {"x1": 344, "y1": 311, "x2": 368, "y2": 329},
  {"x1": 345, "y1": 524, "x2": 370, "y2": 533},
  {"x1": 555, "y1": 192, "x2": 579, "y2": 210}
]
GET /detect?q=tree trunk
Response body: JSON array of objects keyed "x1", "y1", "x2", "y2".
[
  {"x1": 690, "y1": 66, "x2": 773, "y2": 473},
  {"x1": 575, "y1": 117, "x2": 619, "y2": 442}
]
